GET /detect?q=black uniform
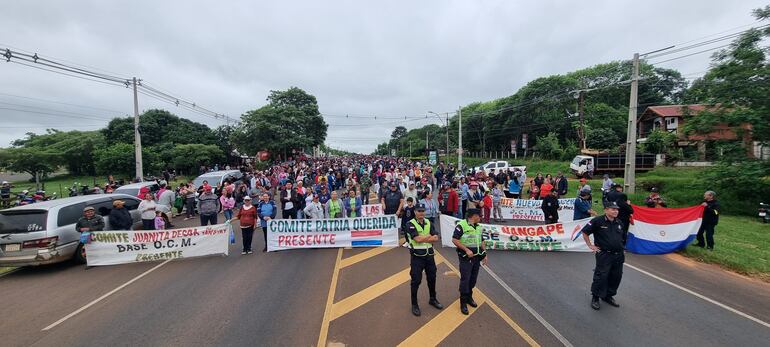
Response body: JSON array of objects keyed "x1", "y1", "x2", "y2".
[
  {"x1": 581, "y1": 215, "x2": 625, "y2": 299},
  {"x1": 406, "y1": 218, "x2": 438, "y2": 306},
  {"x1": 696, "y1": 200, "x2": 720, "y2": 249}
]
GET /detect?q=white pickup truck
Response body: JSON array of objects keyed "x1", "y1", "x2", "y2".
[{"x1": 470, "y1": 160, "x2": 527, "y2": 175}]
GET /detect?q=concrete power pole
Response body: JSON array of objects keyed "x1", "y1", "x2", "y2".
[
  {"x1": 578, "y1": 90, "x2": 586, "y2": 150},
  {"x1": 133, "y1": 77, "x2": 143, "y2": 182},
  {"x1": 623, "y1": 54, "x2": 640, "y2": 194},
  {"x1": 458, "y1": 107, "x2": 463, "y2": 171},
  {"x1": 445, "y1": 112, "x2": 449, "y2": 162}
]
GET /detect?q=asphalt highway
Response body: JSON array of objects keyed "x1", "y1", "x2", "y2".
[{"x1": 1, "y1": 214, "x2": 768, "y2": 347}]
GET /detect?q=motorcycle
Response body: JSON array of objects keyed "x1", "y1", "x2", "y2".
[{"x1": 759, "y1": 203, "x2": 770, "y2": 223}]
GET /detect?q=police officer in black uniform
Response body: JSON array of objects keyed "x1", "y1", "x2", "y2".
[
  {"x1": 451, "y1": 208, "x2": 487, "y2": 315},
  {"x1": 581, "y1": 201, "x2": 625, "y2": 310},
  {"x1": 405, "y1": 203, "x2": 443, "y2": 316}
]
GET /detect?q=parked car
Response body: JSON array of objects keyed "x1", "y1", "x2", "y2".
[
  {"x1": 193, "y1": 170, "x2": 243, "y2": 192},
  {"x1": 0, "y1": 194, "x2": 142, "y2": 267},
  {"x1": 469, "y1": 160, "x2": 527, "y2": 176},
  {"x1": 113, "y1": 181, "x2": 160, "y2": 198}
]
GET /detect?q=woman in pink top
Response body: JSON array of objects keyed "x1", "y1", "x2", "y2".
[{"x1": 220, "y1": 192, "x2": 236, "y2": 220}]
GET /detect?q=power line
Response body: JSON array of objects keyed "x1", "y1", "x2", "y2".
[{"x1": 0, "y1": 92, "x2": 127, "y2": 114}]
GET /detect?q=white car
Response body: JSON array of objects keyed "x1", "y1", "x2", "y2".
[{"x1": 471, "y1": 160, "x2": 527, "y2": 176}]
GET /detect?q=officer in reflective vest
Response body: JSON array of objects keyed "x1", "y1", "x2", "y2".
[
  {"x1": 451, "y1": 208, "x2": 487, "y2": 315},
  {"x1": 405, "y1": 203, "x2": 444, "y2": 316}
]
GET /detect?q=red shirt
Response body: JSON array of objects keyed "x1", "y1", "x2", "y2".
[
  {"x1": 236, "y1": 205, "x2": 259, "y2": 228},
  {"x1": 540, "y1": 183, "x2": 553, "y2": 198}
]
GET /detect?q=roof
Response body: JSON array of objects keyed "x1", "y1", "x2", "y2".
[
  {"x1": 643, "y1": 104, "x2": 717, "y2": 118},
  {"x1": 196, "y1": 170, "x2": 241, "y2": 178},
  {"x1": 0, "y1": 193, "x2": 138, "y2": 212},
  {"x1": 114, "y1": 181, "x2": 158, "y2": 190}
]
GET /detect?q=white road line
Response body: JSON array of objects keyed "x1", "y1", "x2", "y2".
[
  {"x1": 42, "y1": 259, "x2": 172, "y2": 331},
  {"x1": 482, "y1": 264, "x2": 574, "y2": 347},
  {"x1": 625, "y1": 263, "x2": 770, "y2": 329}
]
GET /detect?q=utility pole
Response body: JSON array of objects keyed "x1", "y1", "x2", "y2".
[
  {"x1": 133, "y1": 77, "x2": 143, "y2": 182},
  {"x1": 445, "y1": 112, "x2": 449, "y2": 162},
  {"x1": 623, "y1": 54, "x2": 640, "y2": 194},
  {"x1": 426, "y1": 130, "x2": 429, "y2": 150},
  {"x1": 458, "y1": 107, "x2": 463, "y2": 171},
  {"x1": 578, "y1": 90, "x2": 586, "y2": 150}
]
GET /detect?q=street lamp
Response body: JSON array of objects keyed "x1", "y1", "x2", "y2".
[{"x1": 428, "y1": 111, "x2": 449, "y2": 162}]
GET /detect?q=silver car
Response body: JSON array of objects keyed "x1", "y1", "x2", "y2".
[
  {"x1": 192, "y1": 170, "x2": 243, "y2": 191},
  {"x1": 0, "y1": 194, "x2": 142, "y2": 266},
  {"x1": 113, "y1": 181, "x2": 160, "y2": 198}
]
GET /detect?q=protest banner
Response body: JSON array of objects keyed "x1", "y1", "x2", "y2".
[
  {"x1": 361, "y1": 204, "x2": 384, "y2": 217},
  {"x1": 439, "y1": 215, "x2": 591, "y2": 252},
  {"x1": 499, "y1": 197, "x2": 575, "y2": 222},
  {"x1": 85, "y1": 223, "x2": 230, "y2": 266},
  {"x1": 268, "y1": 215, "x2": 399, "y2": 251}
]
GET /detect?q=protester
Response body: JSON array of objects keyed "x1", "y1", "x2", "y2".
[
  {"x1": 256, "y1": 193, "x2": 277, "y2": 252},
  {"x1": 403, "y1": 182, "x2": 418, "y2": 203},
  {"x1": 401, "y1": 197, "x2": 416, "y2": 238},
  {"x1": 492, "y1": 184, "x2": 503, "y2": 222},
  {"x1": 232, "y1": 195, "x2": 259, "y2": 254},
  {"x1": 381, "y1": 182, "x2": 404, "y2": 216},
  {"x1": 419, "y1": 191, "x2": 438, "y2": 225},
  {"x1": 156, "y1": 181, "x2": 176, "y2": 228},
  {"x1": 577, "y1": 178, "x2": 592, "y2": 196},
  {"x1": 439, "y1": 182, "x2": 459, "y2": 217},
  {"x1": 343, "y1": 189, "x2": 362, "y2": 218},
  {"x1": 481, "y1": 190, "x2": 492, "y2": 224},
  {"x1": 644, "y1": 187, "x2": 667, "y2": 208},
  {"x1": 528, "y1": 179, "x2": 540, "y2": 200},
  {"x1": 460, "y1": 178, "x2": 469, "y2": 217},
  {"x1": 467, "y1": 182, "x2": 482, "y2": 209},
  {"x1": 303, "y1": 193, "x2": 325, "y2": 219},
  {"x1": 220, "y1": 192, "x2": 236, "y2": 220},
  {"x1": 326, "y1": 191, "x2": 346, "y2": 218},
  {"x1": 109, "y1": 199, "x2": 133, "y2": 230},
  {"x1": 198, "y1": 188, "x2": 220, "y2": 226},
  {"x1": 541, "y1": 189, "x2": 560, "y2": 224},
  {"x1": 1, "y1": 181, "x2": 11, "y2": 208},
  {"x1": 581, "y1": 202, "x2": 625, "y2": 310},
  {"x1": 139, "y1": 193, "x2": 157, "y2": 230},
  {"x1": 694, "y1": 191, "x2": 720, "y2": 250},
  {"x1": 76, "y1": 206, "x2": 105, "y2": 234},
  {"x1": 574, "y1": 191, "x2": 596, "y2": 220},
  {"x1": 360, "y1": 172, "x2": 373, "y2": 204},
  {"x1": 280, "y1": 181, "x2": 297, "y2": 219},
  {"x1": 183, "y1": 182, "x2": 197, "y2": 220},
  {"x1": 539, "y1": 178, "x2": 554, "y2": 199},
  {"x1": 507, "y1": 176, "x2": 521, "y2": 199},
  {"x1": 601, "y1": 174, "x2": 614, "y2": 204},
  {"x1": 555, "y1": 172, "x2": 569, "y2": 197},
  {"x1": 154, "y1": 211, "x2": 166, "y2": 230}
]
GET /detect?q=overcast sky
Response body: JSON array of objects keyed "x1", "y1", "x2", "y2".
[{"x1": 0, "y1": 0, "x2": 766, "y2": 153}]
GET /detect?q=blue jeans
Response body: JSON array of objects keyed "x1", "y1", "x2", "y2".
[{"x1": 224, "y1": 209, "x2": 233, "y2": 220}]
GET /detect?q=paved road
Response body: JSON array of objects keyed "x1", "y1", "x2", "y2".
[{"x1": 1, "y1": 214, "x2": 769, "y2": 347}]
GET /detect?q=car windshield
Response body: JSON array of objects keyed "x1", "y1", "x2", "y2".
[
  {"x1": 194, "y1": 175, "x2": 221, "y2": 188},
  {"x1": 0, "y1": 210, "x2": 47, "y2": 234}
]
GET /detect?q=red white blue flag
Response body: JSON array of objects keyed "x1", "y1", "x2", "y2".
[{"x1": 626, "y1": 205, "x2": 705, "y2": 255}]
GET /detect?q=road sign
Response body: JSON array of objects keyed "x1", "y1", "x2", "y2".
[
  {"x1": 428, "y1": 151, "x2": 437, "y2": 165},
  {"x1": 510, "y1": 140, "x2": 517, "y2": 153},
  {"x1": 521, "y1": 134, "x2": 528, "y2": 149}
]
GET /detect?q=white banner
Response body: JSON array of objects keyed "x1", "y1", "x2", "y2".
[
  {"x1": 86, "y1": 224, "x2": 230, "y2": 266},
  {"x1": 268, "y1": 215, "x2": 399, "y2": 251},
  {"x1": 499, "y1": 198, "x2": 575, "y2": 222},
  {"x1": 361, "y1": 204, "x2": 385, "y2": 217},
  {"x1": 439, "y1": 215, "x2": 591, "y2": 252}
]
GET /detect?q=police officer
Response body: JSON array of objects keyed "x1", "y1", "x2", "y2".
[
  {"x1": 581, "y1": 201, "x2": 625, "y2": 310},
  {"x1": 451, "y1": 208, "x2": 487, "y2": 315},
  {"x1": 405, "y1": 203, "x2": 444, "y2": 316}
]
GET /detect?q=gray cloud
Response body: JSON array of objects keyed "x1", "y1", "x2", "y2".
[{"x1": 0, "y1": 0, "x2": 765, "y2": 153}]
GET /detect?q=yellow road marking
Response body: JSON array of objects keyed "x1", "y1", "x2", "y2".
[
  {"x1": 398, "y1": 297, "x2": 486, "y2": 347},
  {"x1": 339, "y1": 246, "x2": 394, "y2": 269},
  {"x1": 435, "y1": 251, "x2": 540, "y2": 347},
  {"x1": 317, "y1": 248, "x2": 343, "y2": 347},
  {"x1": 332, "y1": 257, "x2": 445, "y2": 321}
]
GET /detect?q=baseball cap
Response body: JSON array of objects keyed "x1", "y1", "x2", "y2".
[
  {"x1": 604, "y1": 201, "x2": 620, "y2": 209},
  {"x1": 243, "y1": 195, "x2": 252, "y2": 200},
  {"x1": 84, "y1": 206, "x2": 95, "y2": 212}
]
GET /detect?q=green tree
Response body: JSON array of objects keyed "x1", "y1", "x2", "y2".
[
  {"x1": 643, "y1": 129, "x2": 677, "y2": 154},
  {"x1": 10, "y1": 130, "x2": 104, "y2": 175},
  {"x1": 586, "y1": 127, "x2": 620, "y2": 150},
  {"x1": 102, "y1": 109, "x2": 217, "y2": 147},
  {"x1": 0, "y1": 147, "x2": 60, "y2": 179},
  {"x1": 93, "y1": 143, "x2": 158, "y2": 177},
  {"x1": 171, "y1": 144, "x2": 224, "y2": 174},
  {"x1": 233, "y1": 87, "x2": 327, "y2": 158},
  {"x1": 535, "y1": 132, "x2": 563, "y2": 159}
]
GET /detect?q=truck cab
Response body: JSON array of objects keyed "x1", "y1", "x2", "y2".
[{"x1": 570, "y1": 155, "x2": 593, "y2": 177}]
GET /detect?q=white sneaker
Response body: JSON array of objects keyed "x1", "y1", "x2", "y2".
[
  {"x1": 241, "y1": 251, "x2": 247, "y2": 255},
  {"x1": 402, "y1": 242, "x2": 410, "y2": 248}
]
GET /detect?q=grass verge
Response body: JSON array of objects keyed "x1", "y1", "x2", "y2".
[{"x1": 0, "y1": 267, "x2": 16, "y2": 276}]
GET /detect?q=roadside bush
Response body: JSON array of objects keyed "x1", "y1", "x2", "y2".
[{"x1": 535, "y1": 132, "x2": 563, "y2": 160}]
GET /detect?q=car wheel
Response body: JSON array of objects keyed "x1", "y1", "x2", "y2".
[{"x1": 74, "y1": 243, "x2": 87, "y2": 264}]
